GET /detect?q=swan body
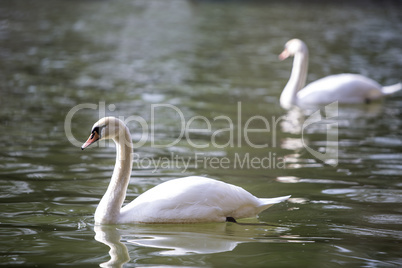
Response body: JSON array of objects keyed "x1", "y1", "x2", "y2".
[
  {"x1": 81, "y1": 117, "x2": 290, "y2": 224},
  {"x1": 279, "y1": 39, "x2": 402, "y2": 109}
]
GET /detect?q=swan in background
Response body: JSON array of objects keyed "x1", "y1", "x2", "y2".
[
  {"x1": 81, "y1": 117, "x2": 290, "y2": 225},
  {"x1": 279, "y1": 38, "x2": 402, "y2": 109}
]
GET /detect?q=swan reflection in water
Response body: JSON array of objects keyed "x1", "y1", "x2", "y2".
[
  {"x1": 278, "y1": 100, "x2": 386, "y2": 169},
  {"x1": 94, "y1": 225, "x2": 130, "y2": 268},
  {"x1": 94, "y1": 222, "x2": 302, "y2": 266},
  {"x1": 281, "y1": 101, "x2": 383, "y2": 135}
]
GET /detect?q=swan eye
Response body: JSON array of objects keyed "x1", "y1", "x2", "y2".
[
  {"x1": 89, "y1": 132, "x2": 97, "y2": 140},
  {"x1": 92, "y1": 126, "x2": 101, "y2": 137},
  {"x1": 92, "y1": 124, "x2": 106, "y2": 138}
]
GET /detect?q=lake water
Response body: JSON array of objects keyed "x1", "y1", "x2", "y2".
[{"x1": 1, "y1": 0, "x2": 402, "y2": 267}]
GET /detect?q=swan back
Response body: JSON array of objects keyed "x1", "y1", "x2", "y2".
[
  {"x1": 119, "y1": 176, "x2": 290, "y2": 224},
  {"x1": 297, "y1": 74, "x2": 384, "y2": 104}
]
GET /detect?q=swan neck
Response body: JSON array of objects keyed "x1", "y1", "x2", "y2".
[
  {"x1": 280, "y1": 50, "x2": 309, "y2": 109},
  {"x1": 95, "y1": 126, "x2": 133, "y2": 224}
]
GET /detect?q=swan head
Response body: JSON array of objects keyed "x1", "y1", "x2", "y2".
[
  {"x1": 279, "y1": 39, "x2": 308, "y2": 60},
  {"x1": 81, "y1": 117, "x2": 127, "y2": 150}
]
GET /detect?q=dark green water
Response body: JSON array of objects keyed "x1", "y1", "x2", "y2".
[{"x1": 0, "y1": 0, "x2": 401, "y2": 267}]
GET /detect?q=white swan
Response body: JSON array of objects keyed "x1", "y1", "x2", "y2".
[
  {"x1": 81, "y1": 117, "x2": 290, "y2": 225},
  {"x1": 279, "y1": 38, "x2": 402, "y2": 109}
]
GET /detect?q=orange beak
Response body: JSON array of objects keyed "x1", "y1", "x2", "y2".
[
  {"x1": 81, "y1": 131, "x2": 100, "y2": 150},
  {"x1": 278, "y1": 48, "x2": 290, "y2": 61}
]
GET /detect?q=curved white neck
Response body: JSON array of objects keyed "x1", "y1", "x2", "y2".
[
  {"x1": 280, "y1": 50, "x2": 309, "y2": 109},
  {"x1": 95, "y1": 126, "x2": 133, "y2": 224}
]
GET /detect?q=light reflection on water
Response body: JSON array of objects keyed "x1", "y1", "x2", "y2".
[
  {"x1": 0, "y1": 0, "x2": 401, "y2": 267},
  {"x1": 323, "y1": 188, "x2": 402, "y2": 203}
]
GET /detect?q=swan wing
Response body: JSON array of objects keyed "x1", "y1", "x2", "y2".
[
  {"x1": 119, "y1": 176, "x2": 289, "y2": 224},
  {"x1": 298, "y1": 74, "x2": 383, "y2": 104}
]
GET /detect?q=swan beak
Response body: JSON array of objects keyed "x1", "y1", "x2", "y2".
[
  {"x1": 81, "y1": 131, "x2": 100, "y2": 150},
  {"x1": 279, "y1": 49, "x2": 289, "y2": 60}
]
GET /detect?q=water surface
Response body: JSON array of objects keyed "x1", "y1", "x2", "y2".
[{"x1": 0, "y1": 0, "x2": 401, "y2": 267}]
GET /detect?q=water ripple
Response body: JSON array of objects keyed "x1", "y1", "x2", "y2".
[{"x1": 322, "y1": 188, "x2": 402, "y2": 203}]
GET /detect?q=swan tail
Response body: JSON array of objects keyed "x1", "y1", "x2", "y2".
[
  {"x1": 258, "y1": 195, "x2": 291, "y2": 211},
  {"x1": 382, "y1": 83, "x2": 402, "y2": 95}
]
